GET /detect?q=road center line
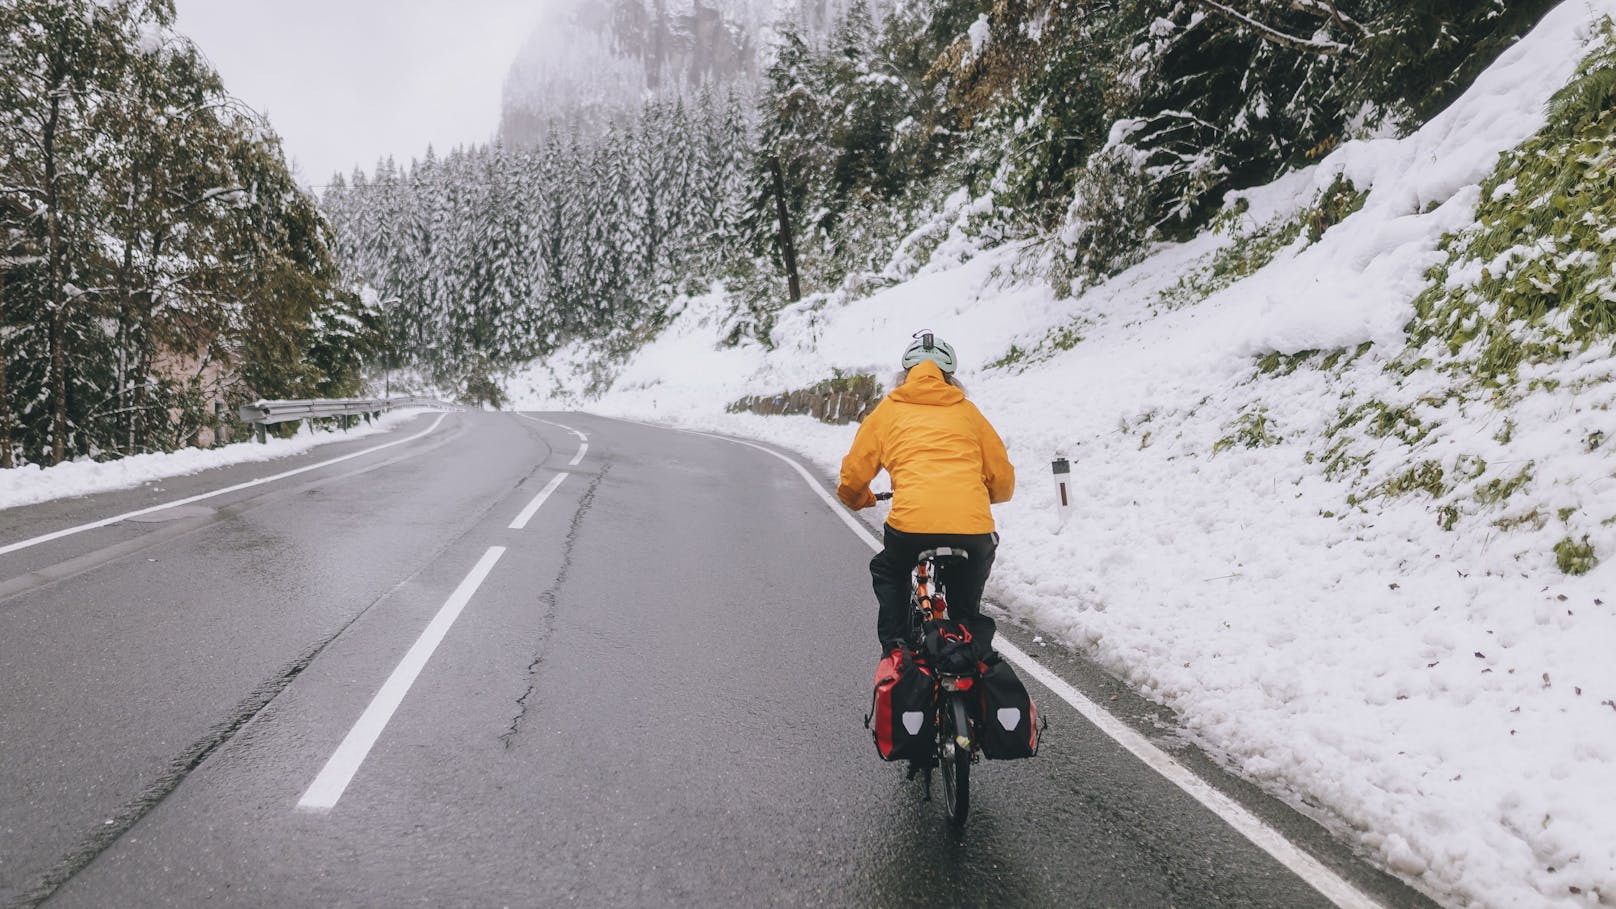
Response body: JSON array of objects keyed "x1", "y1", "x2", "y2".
[
  {"x1": 514, "y1": 412, "x2": 589, "y2": 468},
  {"x1": 0, "y1": 412, "x2": 451, "y2": 559},
  {"x1": 672, "y1": 423, "x2": 1384, "y2": 909},
  {"x1": 509, "y1": 474, "x2": 568, "y2": 530},
  {"x1": 532, "y1": 416, "x2": 586, "y2": 441},
  {"x1": 298, "y1": 545, "x2": 506, "y2": 812}
]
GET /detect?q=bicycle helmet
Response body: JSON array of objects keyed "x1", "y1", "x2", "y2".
[{"x1": 901, "y1": 330, "x2": 957, "y2": 374}]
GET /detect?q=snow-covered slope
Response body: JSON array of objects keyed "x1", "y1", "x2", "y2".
[{"x1": 508, "y1": 3, "x2": 1616, "y2": 906}]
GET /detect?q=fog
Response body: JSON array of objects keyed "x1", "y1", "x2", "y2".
[{"x1": 172, "y1": 0, "x2": 546, "y2": 185}]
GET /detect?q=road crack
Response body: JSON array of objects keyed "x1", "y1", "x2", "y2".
[{"x1": 500, "y1": 464, "x2": 607, "y2": 748}]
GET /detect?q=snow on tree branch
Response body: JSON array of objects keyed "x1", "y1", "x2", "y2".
[
  {"x1": 1288, "y1": 0, "x2": 1369, "y2": 40},
  {"x1": 1187, "y1": 0, "x2": 1362, "y2": 58}
]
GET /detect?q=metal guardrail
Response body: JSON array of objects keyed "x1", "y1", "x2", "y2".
[{"x1": 237, "y1": 396, "x2": 453, "y2": 443}]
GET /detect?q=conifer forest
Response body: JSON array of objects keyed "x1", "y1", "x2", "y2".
[
  {"x1": 3, "y1": 0, "x2": 1562, "y2": 468},
  {"x1": 324, "y1": 0, "x2": 1557, "y2": 378}
]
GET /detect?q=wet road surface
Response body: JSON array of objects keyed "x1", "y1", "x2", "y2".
[{"x1": 0, "y1": 411, "x2": 1436, "y2": 908}]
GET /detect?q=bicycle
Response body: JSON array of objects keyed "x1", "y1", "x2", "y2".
[
  {"x1": 868, "y1": 491, "x2": 999, "y2": 826},
  {"x1": 924, "y1": 540, "x2": 982, "y2": 824},
  {"x1": 868, "y1": 494, "x2": 1039, "y2": 826}
]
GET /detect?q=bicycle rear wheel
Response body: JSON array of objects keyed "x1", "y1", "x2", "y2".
[{"x1": 938, "y1": 694, "x2": 971, "y2": 827}]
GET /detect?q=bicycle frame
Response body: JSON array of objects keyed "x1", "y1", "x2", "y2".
[
  {"x1": 908, "y1": 546, "x2": 970, "y2": 630},
  {"x1": 906, "y1": 547, "x2": 978, "y2": 826},
  {"x1": 913, "y1": 556, "x2": 944, "y2": 622}
]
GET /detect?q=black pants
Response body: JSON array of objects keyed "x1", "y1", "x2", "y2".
[{"x1": 870, "y1": 524, "x2": 998, "y2": 649}]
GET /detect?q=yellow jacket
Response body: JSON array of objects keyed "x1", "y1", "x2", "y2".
[{"x1": 837, "y1": 361, "x2": 1014, "y2": 533}]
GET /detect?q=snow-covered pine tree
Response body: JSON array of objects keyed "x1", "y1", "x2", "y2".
[
  {"x1": 687, "y1": 87, "x2": 752, "y2": 282},
  {"x1": 1, "y1": 0, "x2": 128, "y2": 463},
  {"x1": 96, "y1": 27, "x2": 245, "y2": 455},
  {"x1": 3, "y1": 0, "x2": 365, "y2": 464},
  {"x1": 746, "y1": 21, "x2": 826, "y2": 300},
  {"x1": 1056, "y1": 0, "x2": 1558, "y2": 287},
  {"x1": 589, "y1": 125, "x2": 635, "y2": 333},
  {"x1": 527, "y1": 132, "x2": 577, "y2": 350}
]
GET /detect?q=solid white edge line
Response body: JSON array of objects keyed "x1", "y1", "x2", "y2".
[
  {"x1": 509, "y1": 474, "x2": 568, "y2": 530},
  {"x1": 998, "y1": 638, "x2": 1382, "y2": 909},
  {"x1": 298, "y1": 545, "x2": 506, "y2": 811},
  {"x1": 671, "y1": 422, "x2": 1384, "y2": 909},
  {"x1": 568, "y1": 444, "x2": 588, "y2": 467},
  {"x1": 682, "y1": 431, "x2": 881, "y2": 548},
  {"x1": 0, "y1": 412, "x2": 452, "y2": 558}
]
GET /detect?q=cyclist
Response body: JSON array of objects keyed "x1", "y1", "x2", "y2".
[{"x1": 837, "y1": 330, "x2": 1015, "y2": 661}]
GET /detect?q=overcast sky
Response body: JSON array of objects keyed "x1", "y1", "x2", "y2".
[{"x1": 172, "y1": 0, "x2": 547, "y2": 187}]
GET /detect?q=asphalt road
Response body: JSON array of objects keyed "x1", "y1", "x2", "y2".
[{"x1": 0, "y1": 411, "x2": 1437, "y2": 908}]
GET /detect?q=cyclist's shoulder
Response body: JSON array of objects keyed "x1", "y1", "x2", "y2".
[{"x1": 955, "y1": 397, "x2": 997, "y2": 426}]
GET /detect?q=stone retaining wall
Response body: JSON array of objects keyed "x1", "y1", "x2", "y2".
[{"x1": 727, "y1": 375, "x2": 882, "y2": 425}]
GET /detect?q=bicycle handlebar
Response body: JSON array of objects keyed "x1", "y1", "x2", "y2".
[{"x1": 874, "y1": 491, "x2": 893, "y2": 501}]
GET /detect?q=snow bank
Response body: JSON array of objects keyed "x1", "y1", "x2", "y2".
[
  {"x1": 508, "y1": 4, "x2": 1616, "y2": 906},
  {"x1": 0, "y1": 409, "x2": 432, "y2": 510}
]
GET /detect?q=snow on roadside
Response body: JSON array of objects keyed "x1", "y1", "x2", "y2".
[
  {"x1": 509, "y1": 4, "x2": 1616, "y2": 906},
  {"x1": 0, "y1": 409, "x2": 438, "y2": 511}
]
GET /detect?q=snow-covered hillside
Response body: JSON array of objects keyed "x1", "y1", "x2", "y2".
[{"x1": 507, "y1": 4, "x2": 1616, "y2": 906}]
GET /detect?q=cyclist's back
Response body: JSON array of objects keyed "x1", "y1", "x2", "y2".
[
  {"x1": 837, "y1": 331, "x2": 1015, "y2": 653},
  {"x1": 849, "y1": 368, "x2": 1007, "y2": 535}
]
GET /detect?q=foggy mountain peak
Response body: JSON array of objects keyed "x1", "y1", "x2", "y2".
[{"x1": 500, "y1": 0, "x2": 879, "y2": 145}]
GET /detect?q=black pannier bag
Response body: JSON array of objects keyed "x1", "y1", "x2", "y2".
[
  {"x1": 922, "y1": 619, "x2": 977, "y2": 675},
  {"x1": 866, "y1": 650, "x2": 936, "y2": 762},
  {"x1": 976, "y1": 659, "x2": 1039, "y2": 759}
]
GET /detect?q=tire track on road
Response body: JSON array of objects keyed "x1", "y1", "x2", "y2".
[
  {"x1": 0, "y1": 421, "x2": 468, "y2": 608},
  {"x1": 5, "y1": 424, "x2": 560, "y2": 909},
  {"x1": 9, "y1": 623, "x2": 341, "y2": 909}
]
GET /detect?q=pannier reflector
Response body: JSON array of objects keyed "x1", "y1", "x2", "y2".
[
  {"x1": 902, "y1": 712, "x2": 925, "y2": 735},
  {"x1": 996, "y1": 708, "x2": 1022, "y2": 731}
]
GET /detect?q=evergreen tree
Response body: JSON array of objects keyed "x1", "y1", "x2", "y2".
[{"x1": 2, "y1": 0, "x2": 370, "y2": 465}]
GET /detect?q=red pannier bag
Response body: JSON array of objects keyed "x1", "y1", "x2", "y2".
[
  {"x1": 866, "y1": 651, "x2": 935, "y2": 762},
  {"x1": 976, "y1": 659, "x2": 1039, "y2": 759}
]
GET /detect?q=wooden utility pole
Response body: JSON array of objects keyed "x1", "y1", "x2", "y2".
[{"x1": 769, "y1": 155, "x2": 802, "y2": 303}]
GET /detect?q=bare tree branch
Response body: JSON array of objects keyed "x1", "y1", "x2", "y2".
[{"x1": 1188, "y1": 0, "x2": 1362, "y2": 58}]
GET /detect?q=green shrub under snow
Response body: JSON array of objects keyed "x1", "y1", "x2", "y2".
[
  {"x1": 1157, "y1": 176, "x2": 1368, "y2": 314},
  {"x1": 1251, "y1": 22, "x2": 1616, "y2": 576},
  {"x1": 1405, "y1": 20, "x2": 1616, "y2": 384}
]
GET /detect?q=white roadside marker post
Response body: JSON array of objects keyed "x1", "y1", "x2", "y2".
[{"x1": 1052, "y1": 457, "x2": 1072, "y2": 525}]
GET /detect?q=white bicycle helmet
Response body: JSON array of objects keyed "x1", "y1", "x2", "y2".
[{"x1": 901, "y1": 330, "x2": 957, "y2": 374}]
